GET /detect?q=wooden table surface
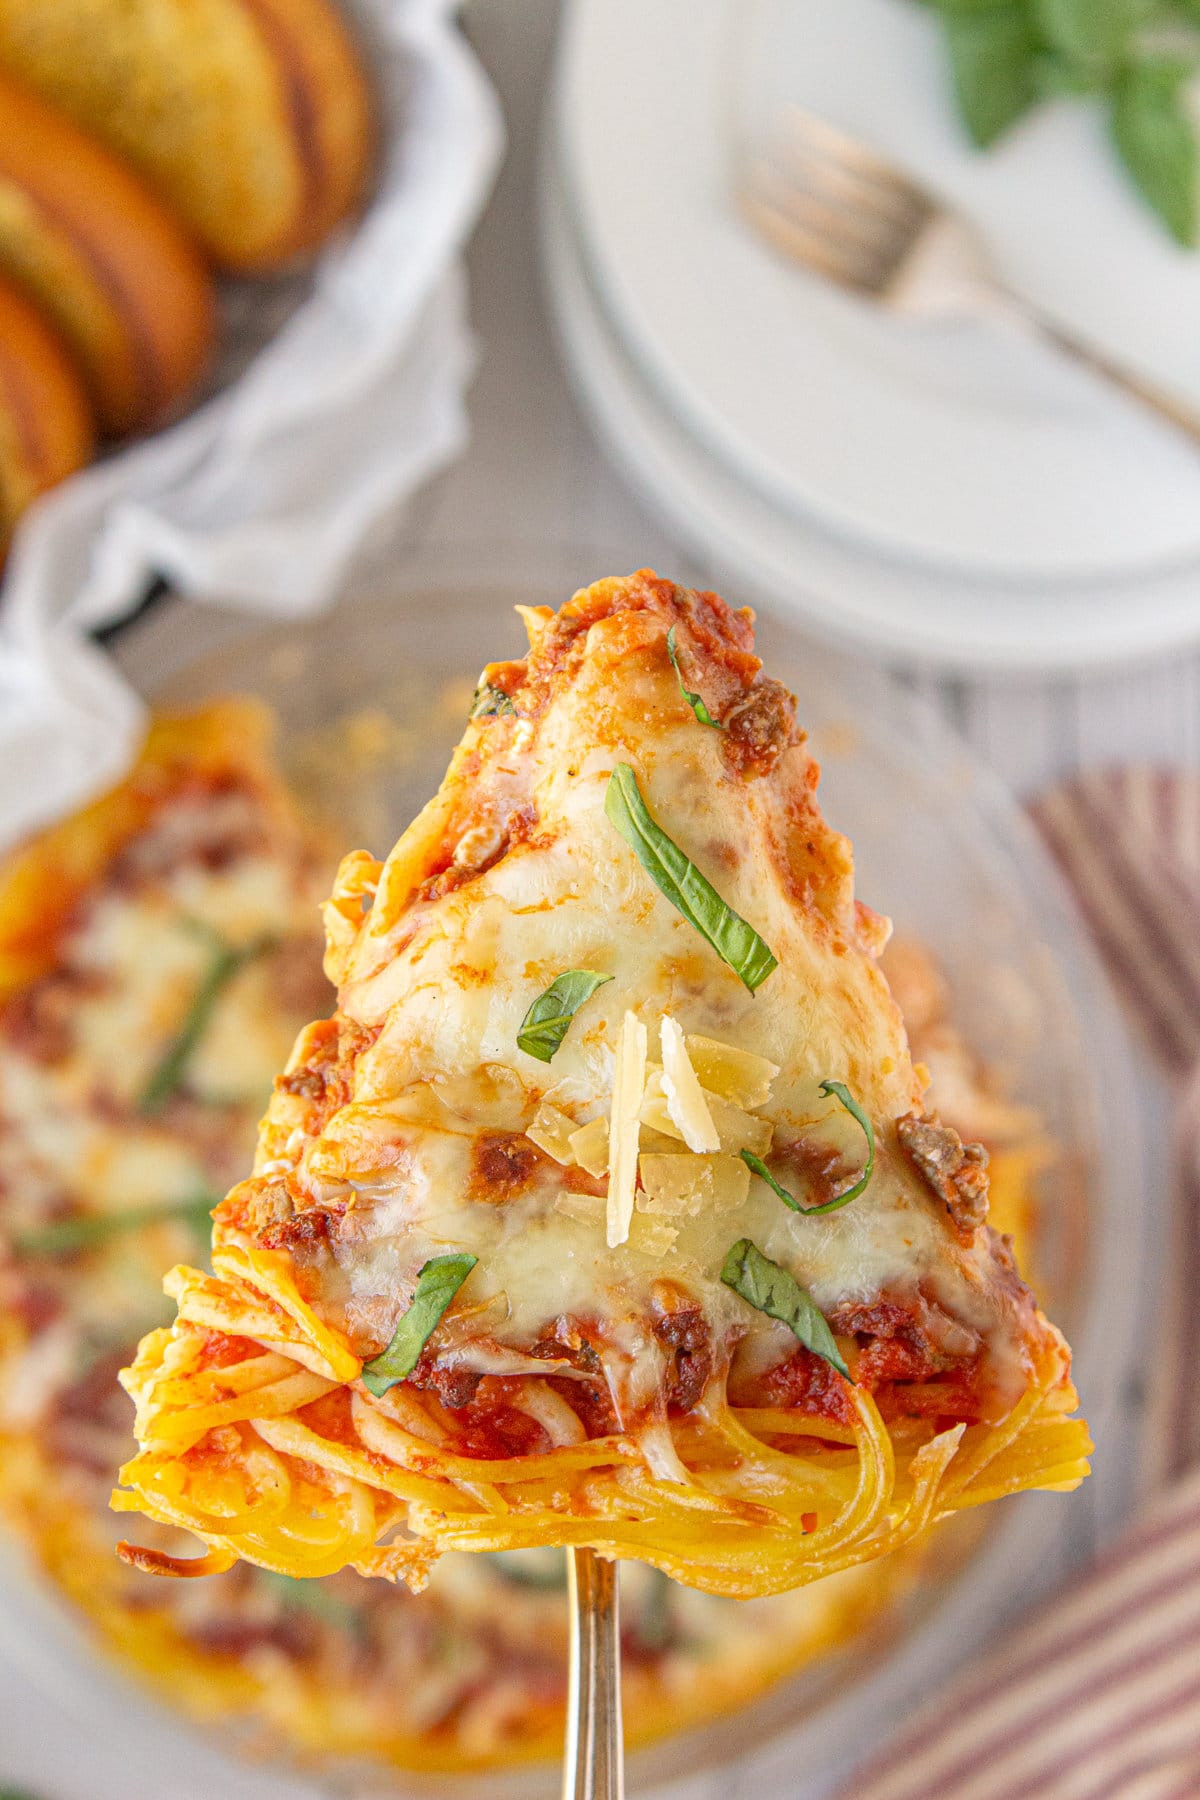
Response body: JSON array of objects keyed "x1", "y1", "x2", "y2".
[
  {"x1": 434, "y1": 2, "x2": 1200, "y2": 797},
  {"x1": 0, "y1": 6, "x2": 1190, "y2": 1798}
]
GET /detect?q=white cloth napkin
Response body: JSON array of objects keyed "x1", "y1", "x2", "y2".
[{"x1": 0, "y1": 0, "x2": 503, "y2": 853}]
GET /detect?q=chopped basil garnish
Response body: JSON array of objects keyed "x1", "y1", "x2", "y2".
[
  {"x1": 666, "y1": 625, "x2": 725, "y2": 730},
  {"x1": 138, "y1": 931, "x2": 275, "y2": 1115},
  {"x1": 720, "y1": 1237, "x2": 849, "y2": 1379},
  {"x1": 816, "y1": 1081, "x2": 875, "y2": 1202},
  {"x1": 258, "y1": 1569, "x2": 367, "y2": 1639},
  {"x1": 470, "y1": 682, "x2": 516, "y2": 719},
  {"x1": 636, "y1": 1565, "x2": 676, "y2": 1650},
  {"x1": 13, "y1": 1194, "x2": 218, "y2": 1259},
  {"x1": 740, "y1": 1080, "x2": 874, "y2": 1217},
  {"x1": 360, "y1": 1253, "x2": 477, "y2": 1397},
  {"x1": 489, "y1": 1549, "x2": 567, "y2": 1590},
  {"x1": 517, "y1": 969, "x2": 613, "y2": 1063},
  {"x1": 604, "y1": 764, "x2": 777, "y2": 993}
]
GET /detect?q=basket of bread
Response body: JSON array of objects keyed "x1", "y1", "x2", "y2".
[{"x1": 0, "y1": 0, "x2": 501, "y2": 591}]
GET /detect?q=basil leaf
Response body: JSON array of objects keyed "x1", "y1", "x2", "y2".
[
  {"x1": 489, "y1": 1549, "x2": 568, "y2": 1589},
  {"x1": 636, "y1": 1565, "x2": 675, "y2": 1650},
  {"x1": 1033, "y1": 0, "x2": 1158, "y2": 67},
  {"x1": 13, "y1": 1194, "x2": 218, "y2": 1259},
  {"x1": 817, "y1": 1079, "x2": 876, "y2": 1203},
  {"x1": 138, "y1": 932, "x2": 275, "y2": 1115},
  {"x1": 360, "y1": 1254, "x2": 478, "y2": 1396},
  {"x1": 741, "y1": 1083, "x2": 872, "y2": 1215},
  {"x1": 258, "y1": 1569, "x2": 367, "y2": 1639},
  {"x1": 604, "y1": 765, "x2": 777, "y2": 993},
  {"x1": 517, "y1": 969, "x2": 613, "y2": 1063},
  {"x1": 942, "y1": 6, "x2": 1040, "y2": 146},
  {"x1": 666, "y1": 625, "x2": 725, "y2": 730},
  {"x1": 1034, "y1": 50, "x2": 1113, "y2": 98},
  {"x1": 721, "y1": 1238, "x2": 850, "y2": 1379},
  {"x1": 1112, "y1": 58, "x2": 1198, "y2": 245},
  {"x1": 471, "y1": 682, "x2": 516, "y2": 719}
]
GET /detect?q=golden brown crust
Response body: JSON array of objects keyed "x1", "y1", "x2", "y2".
[
  {"x1": 0, "y1": 272, "x2": 92, "y2": 554},
  {"x1": 0, "y1": 72, "x2": 214, "y2": 433},
  {"x1": 0, "y1": 0, "x2": 374, "y2": 271},
  {"x1": 235, "y1": 0, "x2": 375, "y2": 253}
]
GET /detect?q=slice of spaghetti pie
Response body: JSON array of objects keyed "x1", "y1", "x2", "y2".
[{"x1": 114, "y1": 574, "x2": 1089, "y2": 1598}]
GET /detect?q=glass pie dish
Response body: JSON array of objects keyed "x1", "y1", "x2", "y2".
[{"x1": 0, "y1": 551, "x2": 1149, "y2": 1800}]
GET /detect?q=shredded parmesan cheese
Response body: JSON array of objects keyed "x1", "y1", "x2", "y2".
[
  {"x1": 637, "y1": 1152, "x2": 751, "y2": 1216},
  {"x1": 567, "y1": 1116, "x2": 609, "y2": 1178},
  {"x1": 525, "y1": 1103, "x2": 577, "y2": 1165},
  {"x1": 659, "y1": 1016, "x2": 720, "y2": 1152},
  {"x1": 606, "y1": 1011, "x2": 647, "y2": 1248},
  {"x1": 628, "y1": 1215, "x2": 678, "y2": 1255},
  {"x1": 640, "y1": 1073, "x2": 772, "y2": 1157},
  {"x1": 685, "y1": 1033, "x2": 780, "y2": 1109},
  {"x1": 555, "y1": 1190, "x2": 605, "y2": 1223}
]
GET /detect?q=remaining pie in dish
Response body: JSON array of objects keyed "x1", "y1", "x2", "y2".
[
  {"x1": 114, "y1": 573, "x2": 1090, "y2": 1599},
  {"x1": 0, "y1": 682, "x2": 1059, "y2": 1770}
]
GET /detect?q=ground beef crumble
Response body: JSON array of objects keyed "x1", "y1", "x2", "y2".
[{"x1": 897, "y1": 1111, "x2": 990, "y2": 1238}]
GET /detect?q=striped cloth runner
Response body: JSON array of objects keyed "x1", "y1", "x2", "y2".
[{"x1": 840, "y1": 767, "x2": 1200, "y2": 1800}]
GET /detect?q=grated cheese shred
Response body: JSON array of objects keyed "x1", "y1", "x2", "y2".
[
  {"x1": 525, "y1": 1103, "x2": 577, "y2": 1166},
  {"x1": 555, "y1": 1190, "x2": 605, "y2": 1223},
  {"x1": 640, "y1": 1073, "x2": 772, "y2": 1157},
  {"x1": 659, "y1": 1016, "x2": 720, "y2": 1152},
  {"x1": 637, "y1": 1151, "x2": 750, "y2": 1217},
  {"x1": 684, "y1": 1033, "x2": 779, "y2": 1109},
  {"x1": 567, "y1": 1116, "x2": 609, "y2": 1178},
  {"x1": 606, "y1": 1011, "x2": 647, "y2": 1248}
]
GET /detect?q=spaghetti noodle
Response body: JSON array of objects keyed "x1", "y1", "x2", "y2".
[{"x1": 113, "y1": 575, "x2": 1089, "y2": 1599}]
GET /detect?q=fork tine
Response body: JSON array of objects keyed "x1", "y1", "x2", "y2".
[
  {"x1": 749, "y1": 156, "x2": 921, "y2": 263},
  {"x1": 738, "y1": 189, "x2": 893, "y2": 293},
  {"x1": 781, "y1": 109, "x2": 933, "y2": 215},
  {"x1": 771, "y1": 169, "x2": 926, "y2": 245},
  {"x1": 782, "y1": 162, "x2": 931, "y2": 250},
  {"x1": 734, "y1": 106, "x2": 942, "y2": 296},
  {"x1": 765, "y1": 141, "x2": 928, "y2": 234}
]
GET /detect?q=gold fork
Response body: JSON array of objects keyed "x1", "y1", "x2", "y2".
[
  {"x1": 735, "y1": 107, "x2": 1200, "y2": 448},
  {"x1": 562, "y1": 1548, "x2": 624, "y2": 1800}
]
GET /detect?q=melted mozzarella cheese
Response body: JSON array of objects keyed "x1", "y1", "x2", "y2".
[{"x1": 258, "y1": 590, "x2": 1043, "y2": 1416}]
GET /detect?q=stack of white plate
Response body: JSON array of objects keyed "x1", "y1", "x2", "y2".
[{"x1": 542, "y1": 0, "x2": 1200, "y2": 674}]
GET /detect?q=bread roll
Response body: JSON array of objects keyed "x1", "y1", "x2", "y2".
[
  {"x1": 0, "y1": 0, "x2": 375, "y2": 271},
  {"x1": 0, "y1": 273, "x2": 93, "y2": 558},
  {"x1": 0, "y1": 72, "x2": 215, "y2": 435}
]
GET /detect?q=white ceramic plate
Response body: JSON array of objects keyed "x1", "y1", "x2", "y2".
[
  {"x1": 0, "y1": 557, "x2": 1148, "y2": 1799},
  {"x1": 555, "y1": 0, "x2": 1200, "y2": 585},
  {"x1": 541, "y1": 154, "x2": 1200, "y2": 673}
]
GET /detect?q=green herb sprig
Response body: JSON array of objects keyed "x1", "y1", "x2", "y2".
[
  {"x1": 604, "y1": 764, "x2": 777, "y2": 993},
  {"x1": 488, "y1": 1549, "x2": 569, "y2": 1590},
  {"x1": 721, "y1": 1238, "x2": 850, "y2": 1378},
  {"x1": 636, "y1": 1565, "x2": 677, "y2": 1650},
  {"x1": 360, "y1": 1254, "x2": 478, "y2": 1397},
  {"x1": 470, "y1": 683, "x2": 517, "y2": 720},
  {"x1": 138, "y1": 931, "x2": 275, "y2": 1115},
  {"x1": 920, "y1": 0, "x2": 1199, "y2": 244},
  {"x1": 740, "y1": 1080, "x2": 875, "y2": 1217},
  {"x1": 258, "y1": 1569, "x2": 367, "y2": 1639},
  {"x1": 13, "y1": 1195, "x2": 218, "y2": 1259},
  {"x1": 517, "y1": 969, "x2": 613, "y2": 1063},
  {"x1": 666, "y1": 625, "x2": 725, "y2": 729}
]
